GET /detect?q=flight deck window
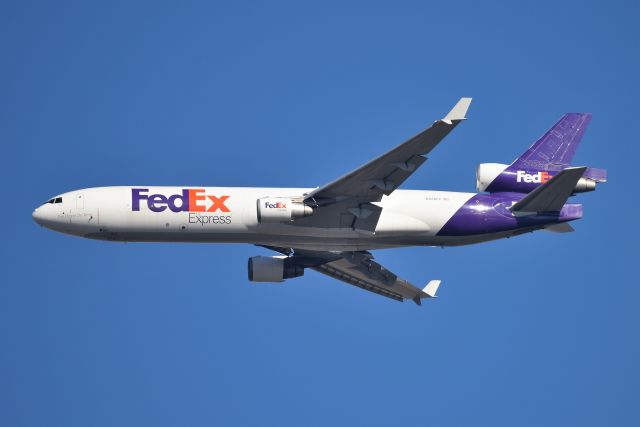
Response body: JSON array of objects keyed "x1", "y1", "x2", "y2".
[
  {"x1": 46, "y1": 199, "x2": 54, "y2": 204},
  {"x1": 54, "y1": 197, "x2": 62, "y2": 204}
]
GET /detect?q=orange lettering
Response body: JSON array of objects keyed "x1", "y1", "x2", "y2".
[
  {"x1": 208, "y1": 195, "x2": 230, "y2": 212},
  {"x1": 188, "y1": 189, "x2": 206, "y2": 212}
]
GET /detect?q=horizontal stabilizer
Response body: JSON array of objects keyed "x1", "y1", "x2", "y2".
[
  {"x1": 511, "y1": 166, "x2": 587, "y2": 213},
  {"x1": 544, "y1": 223, "x2": 575, "y2": 233},
  {"x1": 585, "y1": 167, "x2": 607, "y2": 182}
]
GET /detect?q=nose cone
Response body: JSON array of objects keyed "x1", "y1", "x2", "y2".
[
  {"x1": 32, "y1": 203, "x2": 65, "y2": 231},
  {"x1": 33, "y1": 194, "x2": 93, "y2": 237},
  {"x1": 32, "y1": 205, "x2": 57, "y2": 228},
  {"x1": 32, "y1": 207, "x2": 44, "y2": 225}
]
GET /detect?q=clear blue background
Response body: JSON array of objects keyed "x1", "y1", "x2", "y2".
[{"x1": 2, "y1": 1, "x2": 638, "y2": 426}]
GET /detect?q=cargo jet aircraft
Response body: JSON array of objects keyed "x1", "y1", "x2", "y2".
[{"x1": 33, "y1": 98, "x2": 607, "y2": 304}]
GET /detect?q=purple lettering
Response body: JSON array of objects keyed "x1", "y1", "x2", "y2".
[
  {"x1": 148, "y1": 194, "x2": 168, "y2": 212},
  {"x1": 168, "y1": 189, "x2": 189, "y2": 213},
  {"x1": 131, "y1": 188, "x2": 149, "y2": 211}
]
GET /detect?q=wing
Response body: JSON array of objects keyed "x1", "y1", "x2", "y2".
[
  {"x1": 298, "y1": 98, "x2": 471, "y2": 232},
  {"x1": 262, "y1": 246, "x2": 441, "y2": 305}
]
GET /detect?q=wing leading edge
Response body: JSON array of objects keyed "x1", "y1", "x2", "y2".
[
  {"x1": 304, "y1": 97, "x2": 471, "y2": 206},
  {"x1": 296, "y1": 98, "x2": 471, "y2": 232}
]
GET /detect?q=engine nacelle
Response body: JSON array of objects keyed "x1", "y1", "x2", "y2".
[
  {"x1": 574, "y1": 177, "x2": 597, "y2": 192},
  {"x1": 476, "y1": 163, "x2": 508, "y2": 192},
  {"x1": 247, "y1": 256, "x2": 304, "y2": 282},
  {"x1": 256, "y1": 197, "x2": 313, "y2": 223}
]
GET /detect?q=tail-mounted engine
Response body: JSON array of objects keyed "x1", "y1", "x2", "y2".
[
  {"x1": 256, "y1": 197, "x2": 313, "y2": 223},
  {"x1": 248, "y1": 256, "x2": 304, "y2": 282},
  {"x1": 476, "y1": 163, "x2": 606, "y2": 194}
]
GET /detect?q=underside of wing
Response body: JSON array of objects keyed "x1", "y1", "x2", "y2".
[
  {"x1": 260, "y1": 246, "x2": 440, "y2": 305},
  {"x1": 312, "y1": 253, "x2": 441, "y2": 305}
]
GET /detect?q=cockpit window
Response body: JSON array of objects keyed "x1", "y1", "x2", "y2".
[
  {"x1": 54, "y1": 197, "x2": 62, "y2": 204},
  {"x1": 46, "y1": 199, "x2": 54, "y2": 204}
]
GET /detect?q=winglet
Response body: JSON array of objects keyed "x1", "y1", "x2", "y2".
[
  {"x1": 443, "y1": 97, "x2": 472, "y2": 124},
  {"x1": 412, "y1": 280, "x2": 441, "y2": 305},
  {"x1": 423, "y1": 280, "x2": 441, "y2": 298}
]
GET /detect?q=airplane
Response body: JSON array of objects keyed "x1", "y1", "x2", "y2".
[{"x1": 32, "y1": 98, "x2": 607, "y2": 305}]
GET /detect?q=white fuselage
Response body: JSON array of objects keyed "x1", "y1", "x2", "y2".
[{"x1": 32, "y1": 186, "x2": 495, "y2": 251}]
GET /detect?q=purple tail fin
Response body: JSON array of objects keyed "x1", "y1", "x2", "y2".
[
  {"x1": 483, "y1": 112, "x2": 606, "y2": 193},
  {"x1": 511, "y1": 113, "x2": 591, "y2": 171}
]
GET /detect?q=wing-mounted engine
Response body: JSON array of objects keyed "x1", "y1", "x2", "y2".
[
  {"x1": 247, "y1": 255, "x2": 304, "y2": 282},
  {"x1": 476, "y1": 163, "x2": 607, "y2": 194},
  {"x1": 256, "y1": 197, "x2": 313, "y2": 223}
]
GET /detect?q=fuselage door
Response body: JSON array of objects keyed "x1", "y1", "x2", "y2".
[{"x1": 69, "y1": 192, "x2": 98, "y2": 228}]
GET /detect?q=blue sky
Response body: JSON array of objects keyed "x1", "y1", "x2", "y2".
[{"x1": 2, "y1": 1, "x2": 638, "y2": 426}]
